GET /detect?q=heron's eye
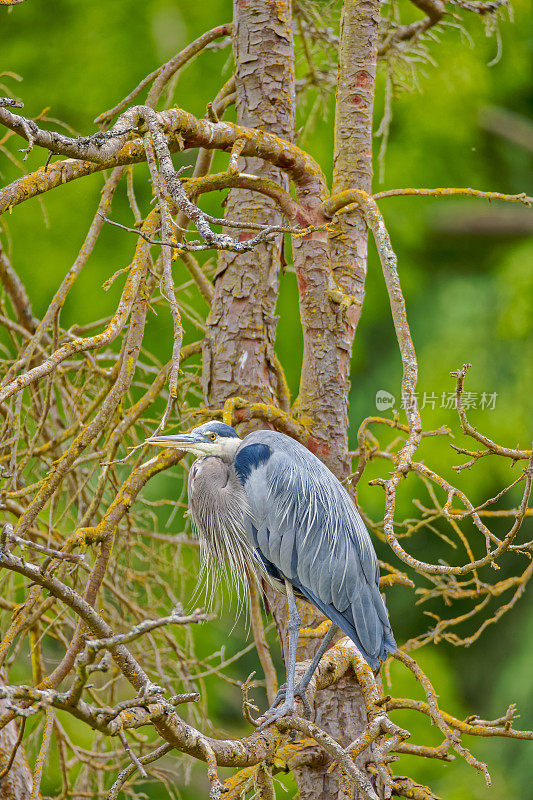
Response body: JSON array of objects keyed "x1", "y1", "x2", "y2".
[{"x1": 209, "y1": 433, "x2": 217, "y2": 441}]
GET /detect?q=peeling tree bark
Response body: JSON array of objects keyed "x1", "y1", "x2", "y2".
[
  {"x1": 297, "y1": 0, "x2": 381, "y2": 480},
  {"x1": 298, "y1": 0, "x2": 382, "y2": 480},
  {"x1": 294, "y1": 232, "x2": 354, "y2": 477},
  {"x1": 202, "y1": 0, "x2": 295, "y2": 410},
  {"x1": 331, "y1": 0, "x2": 380, "y2": 306}
]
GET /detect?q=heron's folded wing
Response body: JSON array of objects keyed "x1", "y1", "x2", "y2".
[{"x1": 262, "y1": 449, "x2": 395, "y2": 663}]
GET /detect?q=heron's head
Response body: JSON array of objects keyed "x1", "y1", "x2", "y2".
[{"x1": 145, "y1": 421, "x2": 241, "y2": 462}]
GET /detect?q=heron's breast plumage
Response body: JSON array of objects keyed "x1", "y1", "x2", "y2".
[{"x1": 188, "y1": 456, "x2": 260, "y2": 581}]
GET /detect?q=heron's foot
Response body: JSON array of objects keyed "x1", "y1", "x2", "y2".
[
  {"x1": 296, "y1": 683, "x2": 313, "y2": 719},
  {"x1": 265, "y1": 681, "x2": 312, "y2": 721},
  {"x1": 258, "y1": 697, "x2": 295, "y2": 730}
]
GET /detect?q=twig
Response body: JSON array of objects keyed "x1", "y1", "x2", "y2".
[
  {"x1": 452, "y1": 363, "x2": 531, "y2": 462},
  {"x1": 95, "y1": 24, "x2": 232, "y2": 125},
  {"x1": 106, "y1": 742, "x2": 173, "y2": 799},
  {"x1": 85, "y1": 611, "x2": 213, "y2": 651},
  {"x1": 117, "y1": 729, "x2": 147, "y2": 778},
  {"x1": 31, "y1": 706, "x2": 55, "y2": 798}
]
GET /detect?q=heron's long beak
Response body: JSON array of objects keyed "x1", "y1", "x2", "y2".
[{"x1": 144, "y1": 433, "x2": 204, "y2": 450}]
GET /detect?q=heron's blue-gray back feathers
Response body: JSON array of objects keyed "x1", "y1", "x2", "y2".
[{"x1": 236, "y1": 430, "x2": 396, "y2": 668}]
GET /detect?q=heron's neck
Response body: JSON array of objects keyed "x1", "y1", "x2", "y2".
[{"x1": 219, "y1": 437, "x2": 242, "y2": 463}]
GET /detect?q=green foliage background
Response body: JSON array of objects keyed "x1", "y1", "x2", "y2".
[{"x1": 1, "y1": 1, "x2": 532, "y2": 797}]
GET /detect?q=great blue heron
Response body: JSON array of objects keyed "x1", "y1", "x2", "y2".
[{"x1": 147, "y1": 421, "x2": 396, "y2": 727}]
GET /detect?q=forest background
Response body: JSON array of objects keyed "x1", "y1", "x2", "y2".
[{"x1": 1, "y1": 0, "x2": 532, "y2": 798}]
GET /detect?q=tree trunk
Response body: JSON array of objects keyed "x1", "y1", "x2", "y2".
[
  {"x1": 331, "y1": 0, "x2": 380, "y2": 306},
  {"x1": 0, "y1": 670, "x2": 32, "y2": 800},
  {"x1": 296, "y1": 6, "x2": 383, "y2": 795},
  {"x1": 202, "y1": 0, "x2": 295, "y2": 410},
  {"x1": 203, "y1": 2, "x2": 381, "y2": 797}
]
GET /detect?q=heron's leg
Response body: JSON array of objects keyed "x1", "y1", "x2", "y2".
[
  {"x1": 295, "y1": 622, "x2": 338, "y2": 695},
  {"x1": 258, "y1": 580, "x2": 300, "y2": 729},
  {"x1": 273, "y1": 622, "x2": 339, "y2": 718},
  {"x1": 283, "y1": 580, "x2": 300, "y2": 702}
]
